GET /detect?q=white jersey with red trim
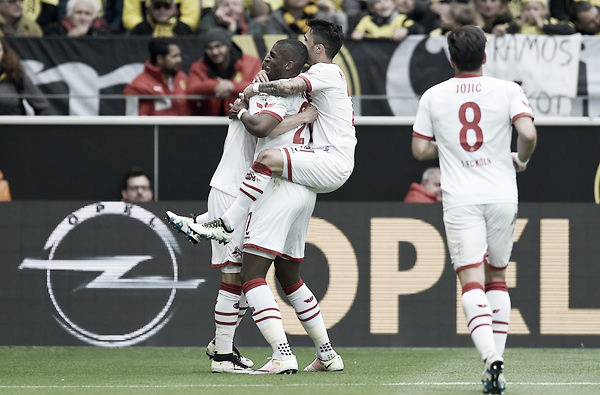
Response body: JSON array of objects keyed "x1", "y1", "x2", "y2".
[
  {"x1": 209, "y1": 97, "x2": 262, "y2": 196},
  {"x1": 298, "y1": 62, "x2": 356, "y2": 167},
  {"x1": 413, "y1": 75, "x2": 534, "y2": 210},
  {"x1": 254, "y1": 92, "x2": 310, "y2": 155}
]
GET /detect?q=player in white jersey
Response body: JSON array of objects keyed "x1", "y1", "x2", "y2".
[
  {"x1": 412, "y1": 26, "x2": 537, "y2": 395},
  {"x1": 220, "y1": 39, "x2": 345, "y2": 375},
  {"x1": 165, "y1": 40, "x2": 316, "y2": 374},
  {"x1": 188, "y1": 19, "x2": 356, "y2": 247}
]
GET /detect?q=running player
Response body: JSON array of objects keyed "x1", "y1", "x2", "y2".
[{"x1": 411, "y1": 25, "x2": 537, "y2": 394}]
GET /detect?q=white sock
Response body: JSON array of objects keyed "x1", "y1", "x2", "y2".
[
  {"x1": 214, "y1": 282, "x2": 241, "y2": 354},
  {"x1": 486, "y1": 281, "x2": 510, "y2": 356},
  {"x1": 283, "y1": 279, "x2": 337, "y2": 361},
  {"x1": 237, "y1": 293, "x2": 249, "y2": 327},
  {"x1": 243, "y1": 278, "x2": 292, "y2": 360},
  {"x1": 222, "y1": 161, "x2": 272, "y2": 231},
  {"x1": 462, "y1": 282, "x2": 497, "y2": 361}
]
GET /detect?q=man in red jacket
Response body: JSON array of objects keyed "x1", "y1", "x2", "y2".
[
  {"x1": 124, "y1": 38, "x2": 193, "y2": 116},
  {"x1": 188, "y1": 27, "x2": 261, "y2": 116},
  {"x1": 403, "y1": 167, "x2": 442, "y2": 203}
]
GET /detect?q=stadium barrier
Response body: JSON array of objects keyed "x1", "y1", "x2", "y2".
[
  {"x1": 1, "y1": 116, "x2": 599, "y2": 202},
  {"x1": 1, "y1": 201, "x2": 598, "y2": 347}
]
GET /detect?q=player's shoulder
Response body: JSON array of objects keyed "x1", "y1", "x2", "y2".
[{"x1": 483, "y1": 75, "x2": 522, "y2": 91}]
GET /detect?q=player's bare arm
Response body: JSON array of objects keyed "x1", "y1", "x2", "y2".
[
  {"x1": 411, "y1": 135, "x2": 439, "y2": 160},
  {"x1": 512, "y1": 116, "x2": 537, "y2": 172},
  {"x1": 243, "y1": 77, "x2": 309, "y2": 100},
  {"x1": 269, "y1": 105, "x2": 318, "y2": 137}
]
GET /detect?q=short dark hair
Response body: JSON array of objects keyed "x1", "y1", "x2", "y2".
[
  {"x1": 149, "y1": 38, "x2": 177, "y2": 65},
  {"x1": 121, "y1": 167, "x2": 152, "y2": 191},
  {"x1": 275, "y1": 39, "x2": 308, "y2": 75},
  {"x1": 447, "y1": 25, "x2": 486, "y2": 72},
  {"x1": 307, "y1": 19, "x2": 344, "y2": 59},
  {"x1": 569, "y1": 0, "x2": 593, "y2": 22}
]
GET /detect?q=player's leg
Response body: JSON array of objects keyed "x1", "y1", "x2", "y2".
[
  {"x1": 446, "y1": 205, "x2": 503, "y2": 394},
  {"x1": 481, "y1": 203, "x2": 517, "y2": 393},
  {"x1": 241, "y1": 253, "x2": 298, "y2": 374},
  {"x1": 218, "y1": 149, "x2": 284, "y2": 233},
  {"x1": 187, "y1": 148, "x2": 350, "y2": 243},
  {"x1": 275, "y1": 259, "x2": 343, "y2": 372}
]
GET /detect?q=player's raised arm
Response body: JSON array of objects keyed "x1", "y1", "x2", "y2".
[{"x1": 242, "y1": 77, "x2": 309, "y2": 100}]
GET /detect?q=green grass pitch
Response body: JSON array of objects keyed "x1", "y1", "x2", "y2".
[{"x1": 1, "y1": 347, "x2": 599, "y2": 395}]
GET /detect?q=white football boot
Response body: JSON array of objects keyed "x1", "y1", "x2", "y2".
[{"x1": 304, "y1": 354, "x2": 344, "y2": 372}]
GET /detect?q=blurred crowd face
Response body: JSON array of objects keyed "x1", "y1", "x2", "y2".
[
  {"x1": 395, "y1": 0, "x2": 415, "y2": 14},
  {"x1": 70, "y1": 1, "x2": 95, "y2": 29},
  {"x1": 150, "y1": 0, "x2": 175, "y2": 23},
  {"x1": 216, "y1": 0, "x2": 244, "y2": 21},
  {"x1": 370, "y1": 0, "x2": 395, "y2": 19},
  {"x1": 423, "y1": 170, "x2": 442, "y2": 200},
  {"x1": 0, "y1": 0, "x2": 23, "y2": 23},
  {"x1": 521, "y1": 1, "x2": 546, "y2": 24},
  {"x1": 576, "y1": 6, "x2": 600, "y2": 34},
  {"x1": 121, "y1": 175, "x2": 153, "y2": 202},
  {"x1": 0, "y1": 40, "x2": 4, "y2": 63},
  {"x1": 476, "y1": 0, "x2": 504, "y2": 19},
  {"x1": 159, "y1": 44, "x2": 182, "y2": 75},
  {"x1": 205, "y1": 40, "x2": 230, "y2": 66}
]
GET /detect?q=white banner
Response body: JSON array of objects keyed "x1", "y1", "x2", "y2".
[{"x1": 484, "y1": 34, "x2": 582, "y2": 117}]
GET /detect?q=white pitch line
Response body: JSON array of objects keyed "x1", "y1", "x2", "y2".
[{"x1": 1, "y1": 382, "x2": 599, "y2": 389}]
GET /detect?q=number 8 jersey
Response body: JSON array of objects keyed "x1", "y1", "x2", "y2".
[{"x1": 413, "y1": 75, "x2": 534, "y2": 210}]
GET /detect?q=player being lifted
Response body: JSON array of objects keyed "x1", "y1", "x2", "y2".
[
  {"x1": 412, "y1": 25, "x2": 537, "y2": 394},
  {"x1": 187, "y1": 19, "x2": 356, "y2": 245}
]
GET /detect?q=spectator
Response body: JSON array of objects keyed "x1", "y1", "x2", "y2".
[
  {"x1": 130, "y1": 0, "x2": 193, "y2": 35},
  {"x1": 351, "y1": 0, "x2": 421, "y2": 40},
  {"x1": 124, "y1": 38, "x2": 193, "y2": 115},
  {"x1": 396, "y1": 0, "x2": 440, "y2": 34},
  {"x1": 0, "y1": 0, "x2": 43, "y2": 36},
  {"x1": 472, "y1": 0, "x2": 512, "y2": 32},
  {"x1": 403, "y1": 167, "x2": 441, "y2": 203},
  {"x1": 493, "y1": 0, "x2": 575, "y2": 34},
  {"x1": 122, "y1": 0, "x2": 199, "y2": 32},
  {"x1": 258, "y1": 0, "x2": 347, "y2": 34},
  {"x1": 197, "y1": 0, "x2": 262, "y2": 34},
  {"x1": 44, "y1": 0, "x2": 107, "y2": 35},
  {"x1": 0, "y1": 38, "x2": 54, "y2": 114},
  {"x1": 429, "y1": 2, "x2": 481, "y2": 36},
  {"x1": 570, "y1": 0, "x2": 600, "y2": 34},
  {"x1": 0, "y1": 169, "x2": 11, "y2": 202},
  {"x1": 188, "y1": 28, "x2": 261, "y2": 116},
  {"x1": 23, "y1": 0, "x2": 58, "y2": 30},
  {"x1": 121, "y1": 167, "x2": 153, "y2": 202}
]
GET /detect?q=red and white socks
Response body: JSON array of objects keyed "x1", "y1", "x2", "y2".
[
  {"x1": 462, "y1": 282, "x2": 497, "y2": 361},
  {"x1": 221, "y1": 161, "x2": 273, "y2": 231},
  {"x1": 283, "y1": 279, "x2": 338, "y2": 361},
  {"x1": 243, "y1": 278, "x2": 293, "y2": 361},
  {"x1": 214, "y1": 282, "x2": 242, "y2": 354},
  {"x1": 486, "y1": 281, "x2": 510, "y2": 356}
]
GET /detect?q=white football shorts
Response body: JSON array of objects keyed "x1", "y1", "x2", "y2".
[
  {"x1": 207, "y1": 187, "x2": 244, "y2": 273},
  {"x1": 243, "y1": 178, "x2": 316, "y2": 261},
  {"x1": 443, "y1": 203, "x2": 517, "y2": 272},
  {"x1": 279, "y1": 146, "x2": 353, "y2": 193}
]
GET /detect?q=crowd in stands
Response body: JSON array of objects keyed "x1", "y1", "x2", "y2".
[
  {"x1": 0, "y1": 0, "x2": 598, "y2": 115},
  {"x1": 0, "y1": 0, "x2": 597, "y2": 38}
]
